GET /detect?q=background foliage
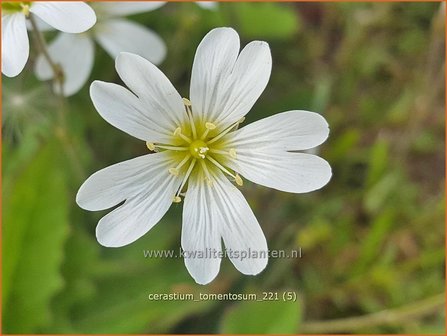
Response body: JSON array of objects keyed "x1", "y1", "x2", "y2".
[{"x1": 2, "y1": 1, "x2": 445, "y2": 334}]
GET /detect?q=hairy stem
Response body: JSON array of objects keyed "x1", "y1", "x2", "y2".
[{"x1": 28, "y1": 13, "x2": 85, "y2": 180}]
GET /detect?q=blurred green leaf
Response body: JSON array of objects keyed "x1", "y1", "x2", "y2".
[
  {"x1": 3, "y1": 140, "x2": 69, "y2": 332},
  {"x1": 364, "y1": 173, "x2": 400, "y2": 214},
  {"x1": 351, "y1": 209, "x2": 395, "y2": 275},
  {"x1": 71, "y1": 259, "x2": 216, "y2": 333},
  {"x1": 45, "y1": 228, "x2": 100, "y2": 333},
  {"x1": 230, "y1": 2, "x2": 299, "y2": 39},
  {"x1": 297, "y1": 218, "x2": 331, "y2": 250},
  {"x1": 220, "y1": 298, "x2": 301, "y2": 333},
  {"x1": 325, "y1": 129, "x2": 360, "y2": 163},
  {"x1": 366, "y1": 139, "x2": 389, "y2": 187}
]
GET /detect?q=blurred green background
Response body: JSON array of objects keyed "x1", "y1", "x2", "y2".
[{"x1": 2, "y1": 1, "x2": 445, "y2": 334}]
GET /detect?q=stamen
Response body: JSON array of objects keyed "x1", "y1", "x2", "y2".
[
  {"x1": 21, "y1": 4, "x2": 30, "y2": 16},
  {"x1": 173, "y1": 196, "x2": 182, "y2": 203},
  {"x1": 209, "y1": 148, "x2": 237, "y2": 158},
  {"x1": 235, "y1": 174, "x2": 243, "y2": 186},
  {"x1": 146, "y1": 142, "x2": 156, "y2": 151},
  {"x1": 169, "y1": 154, "x2": 192, "y2": 176},
  {"x1": 207, "y1": 120, "x2": 242, "y2": 145},
  {"x1": 200, "y1": 122, "x2": 217, "y2": 140},
  {"x1": 200, "y1": 160, "x2": 213, "y2": 187},
  {"x1": 175, "y1": 158, "x2": 197, "y2": 198},
  {"x1": 206, "y1": 156, "x2": 237, "y2": 180},
  {"x1": 156, "y1": 144, "x2": 189, "y2": 151},
  {"x1": 174, "y1": 127, "x2": 192, "y2": 143},
  {"x1": 147, "y1": 142, "x2": 188, "y2": 151},
  {"x1": 183, "y1": 98, "x2": 197, "y2": 139},
  {"x1": 169, "y1": 168, "x2": 179, "y2": 176},
  {"x1": 182, "y1": 98, "x2": 192, "y2": 107}
]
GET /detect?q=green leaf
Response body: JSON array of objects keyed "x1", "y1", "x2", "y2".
[
  {"x1": 71, "y1": 259, "x2": 217, "y2": 333},
  {"x1": 232, "y1": 2, "x2": 299, "y2": 39},
  {"x1": 3, "y1": 140, "x2": 69, "y2": 332},
  {"x1": 351, "y1": 209, "x2": 396, "y2": 275},
  {"x1": 220, "y1": 297, "x2": 301, "y2": 333},
  {"x1": 366, "y1": 139, "x2": 389, "y2": 187},
  {"x1": 364, "y1": 173, "x2": 400, "y2": 214}
]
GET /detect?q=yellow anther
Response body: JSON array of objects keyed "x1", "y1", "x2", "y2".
[
  {"x1": 235, "y1": 174, "x2": 243, "y2": 186},
  {"x1": 174, "y1": 127, "x2": 182, "y2": 136},
  {"x1": 174, "y1": 126, "x2": 192, "y2": 143},
  {"x1": 169, "y1": 168, "x2": 179, "y2": 176},
  {"x1": 21, "y1": 4, "x2": 30, "y2": 16},
  {"x1": 205, "y1": 122, "x2": 216, "y2": 130},
  {"x1": 229, "y1": 148, "x2": 237, "y2": 159},
  {"x1": 173, "y1": 196, "x2": 182, "y2": 203},
  {"x1": 182, "y1": 98, "x2": 192, "y2": 107},
  {"x1": 146, "y1": 142, "x2": 156, "y2": 151},
  {"x1": 201, "y1": 122, "x2": 217, "y2": 140}
]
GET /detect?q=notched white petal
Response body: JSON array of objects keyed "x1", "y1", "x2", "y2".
[
  {"x1": 217, "y1": 40, "x2": 272, "y2": 128},
  {"x1": 190, "y1": 27, "x2": 240, "y2": 123},
  {"x1": 90, "y1": 80, "x2": 173, "y2": 143},
  {"x1": 2, "y1": 13, "x2": 29, "y2": 77},
  {"x1": 94, "y1": 19, "x2": 166, "y2": 65},
  {"x1": 224, "y1": 111, "x2": 330, "y2": 151},
  {"x1": 115, "y1": 52, "x2": 186, "y2": 131},
  {"x1": 95, "y1": 176, "x2": 177, "y2": 248},
  {"x1": 30, "y1": 2, "x2": 96, "y2": 33},
  {"x1": 182, "y1": 174, "x2": 222, "y2": 285},
  {"x1": 76, "y1": 153, "x2": 172, "y2": 211},
  {"x1": 190, "y1": 27, "x2": 272, "y2": 128},
  {"x1": 35, "y1": 33, "x2": 94, "y2": 96},
  {"x1": 228, "y1": 151, "x2": 332, "y2": 194},
  {"x1": 77, "y1": 152, "x2": 180, "y2": 247},
  {"x1": 94, "y1": 1, "x2": 165, "y2": 17},
  {"x1": 213, "y1": 171, "x2": 269, "y2": 275}
]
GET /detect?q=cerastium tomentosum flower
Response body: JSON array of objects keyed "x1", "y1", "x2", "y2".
[
  {"x1": 1, "y1": 1, "x2": 96, "y2": 77},
  {"x1": 35, "y1": 1, "x2": 167, "y2": 96},
  {"x1": 76, "y1": 27, "x2": 332, "y2": 285}
]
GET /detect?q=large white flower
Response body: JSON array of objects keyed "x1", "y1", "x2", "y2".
[
  {"x1": 77, "y1": 27, "x2": 332, "y2": 285},
  {"x1": 35, "y1": 1, "x2": 166, "y2": 96},
  {"x1": 1, "y1": 1, "x2": 96, "y2": 77}
]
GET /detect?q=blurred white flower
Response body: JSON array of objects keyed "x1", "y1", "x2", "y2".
[
  {"x1": 76, "y1": 28, "x2": 331, "y2": 284},
  {"x1": 2, "y1": 83, "x2": 52, "y2": 140},
  {"x1": 1, "y1": 1, "x2": 96, "y2": 77},
  {"x1": 35, "y1": 1, "x2": 166, "y2": 96},
  {"x1": 196, "y1": 2, "x2": 218, "y2": 10}
]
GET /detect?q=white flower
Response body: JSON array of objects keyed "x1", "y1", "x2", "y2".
[
  {"x1": 196, "y1": 2, "x2": 218, "y2": 10},
  {"x1": 76, "y1": 27, "x2": 331, "y2": 285},
  {"x1": 35, "y1": 1, "x2": 166, "y2": 96},
  {"x1": 1, "y1": 1, "x2": 96, "y2": 77}
]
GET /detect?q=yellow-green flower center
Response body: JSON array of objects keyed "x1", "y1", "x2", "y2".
[
  {"x1": 2, "y1": 2, "x2": 31, "y2": 14},
  {"x1": 146, "y1": 98, "x2": 244, "y2": 203},
  {"x1": 189, "y1": 139, "x2": 209, "y2": 159}
]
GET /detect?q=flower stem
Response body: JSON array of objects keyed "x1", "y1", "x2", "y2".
[
  {"x1": 28, "y1": 13, "x2": 86, "y2": 180},
  {"x1": 300, "y1": 293, "x2": 445, "y2": 333},
  {"x1": 28, "y1": 13, "x2": 64, "y2": 89}
]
